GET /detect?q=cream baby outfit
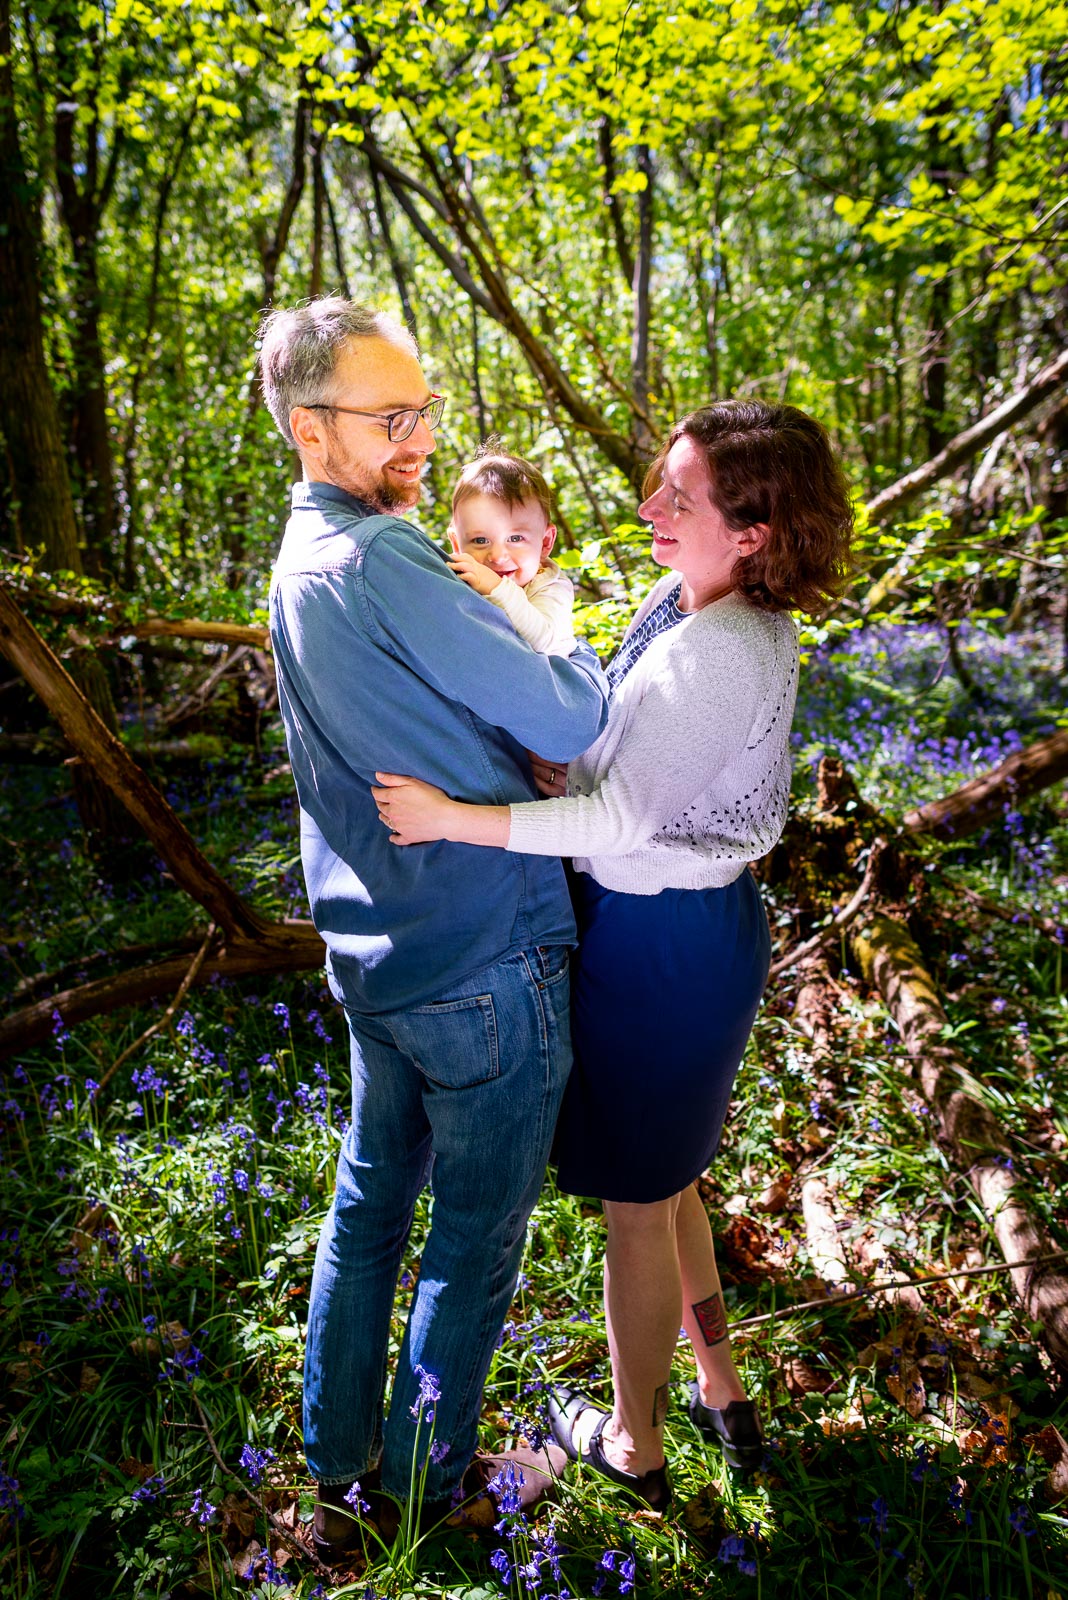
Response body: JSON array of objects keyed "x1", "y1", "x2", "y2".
[{"x1": 484, "y1": 557, "x2": 576, "y2": 655}]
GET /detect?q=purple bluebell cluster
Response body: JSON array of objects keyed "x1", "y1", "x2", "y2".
[
  {"x1": 190, "y1": 1486, "x2": 216, "y2": 1525},
  {"x1": 344, "y1": 1480, "x2": 370, "y2": 1513},
  {"x1": 858, "y1": 1495, "x2": 891, "y2": 1547},
  {"x1": 131, "y1": 1473, "x2": 165, "y2": 1505},
  {"x1": 238, "y1": 1443, "x2": 276, "y2": 1485},
  {"x1": 0, "y1": 1461, "x2": 26, "y2": 1520},
  {"x1": 410, "y1": 1362, "x2": 441, "y2": 1421},
  {"x1": 716, "y1": 1530, "x2": 757, "y2": 1577},
  {"x1": 592, "y1": 1546, "x2": 637, "y2": 1594}
]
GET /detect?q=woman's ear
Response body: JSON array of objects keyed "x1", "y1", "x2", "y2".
[{"x1": 735, "y1": 522, "x2": 769, "y2": 555}]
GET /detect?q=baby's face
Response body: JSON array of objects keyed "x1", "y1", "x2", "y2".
[{"x1": 450, "y1": 492, "x2": 556, "y2": 587}]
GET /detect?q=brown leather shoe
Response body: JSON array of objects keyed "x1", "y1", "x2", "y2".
[
  {"x1": 313, "y1": 1467, "x2": 398, "y2": 1563},
  {"x1": 445, "y1": 1442, "x2": 569, "y2": 1528}
]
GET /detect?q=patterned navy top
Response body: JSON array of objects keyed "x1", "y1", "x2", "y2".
[{"x1": 606, "y1": 581, "x2": 688, "y2": 693}]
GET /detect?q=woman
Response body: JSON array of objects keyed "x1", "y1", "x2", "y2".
[{"x1": 372, "y1": 400, "x2": 853, "y2": 1510}]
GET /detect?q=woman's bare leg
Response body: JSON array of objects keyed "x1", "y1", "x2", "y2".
[
  {"x1": 569, "y1": 1194, "x2": 682, "y2": 1477},
  {"x1": 676, "y1": 1182, "x2": 747, "y2": 1408}
]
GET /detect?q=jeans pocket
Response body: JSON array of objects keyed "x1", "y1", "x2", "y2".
[
  {"x1": 387, "y1": 993, "x2": 500, "y2": 1089},
  {"x1": 534, "y1": 945, "x2": 571, "y2": 987}
]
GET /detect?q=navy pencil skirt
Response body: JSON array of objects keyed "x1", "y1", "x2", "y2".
[{"x1": 552, "y1": 867, "x2": 771, "y2": 1204}]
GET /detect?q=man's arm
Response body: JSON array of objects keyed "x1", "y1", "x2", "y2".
[{"x1": 362, "y1": 523, "x2": 607, "y2": 758}]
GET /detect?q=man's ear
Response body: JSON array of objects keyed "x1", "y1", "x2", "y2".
[
  {"x1": 541, "y1": 523, "x2": 558, "y2": 558},
  {"x1": 290, "y1": 406, "x2": 328, "y2": 455}
]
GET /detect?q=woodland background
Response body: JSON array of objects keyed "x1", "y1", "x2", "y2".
[{"x1": 1, "y1": 1, "x2": 1068, "y2": 1597}]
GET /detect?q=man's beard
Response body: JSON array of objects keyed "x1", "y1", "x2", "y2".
[{"x1": 321, "y1": 436, "x2": 423, "y2": 513}]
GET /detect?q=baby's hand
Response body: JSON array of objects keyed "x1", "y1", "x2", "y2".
[{"x1": 448, "y1": 553, "x2": 503, "y2": 597}]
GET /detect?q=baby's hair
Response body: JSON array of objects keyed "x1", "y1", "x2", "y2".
[{"x1": 451, "y1": 446, "x2": 554, "y2": 524}]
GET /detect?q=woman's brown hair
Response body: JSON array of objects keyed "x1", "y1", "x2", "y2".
[{"x1": 642, "y1": 400, "x2": 855, "y2": 616}]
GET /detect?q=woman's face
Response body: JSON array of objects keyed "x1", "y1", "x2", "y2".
[{"x1": 638, "y1": 434, "x2": 760, "y2": 606}]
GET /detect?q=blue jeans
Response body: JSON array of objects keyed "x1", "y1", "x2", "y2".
[{"x1": 303, "y1": 945, "x2": 572, "y2": 1500}]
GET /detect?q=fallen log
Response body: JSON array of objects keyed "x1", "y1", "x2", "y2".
[
  {"x1": 800, "y1": 1175, "x2": 849, "y2": 1290},
  {"x1": 0, "y1": 585, "x2": 325, "y2": 1054},
  {"x1": 0, "y1": 921, "x2": 326, "y2": 1055},
  {"x1": 903, "y1": 725, "x2": 1068, "y2": 840},
  {"x1": 0, "y1": 585, "x2": 270, "y2": 942},
  {"x1": 851, "y1": 911, "x2": 1068, "y2": 1367}
]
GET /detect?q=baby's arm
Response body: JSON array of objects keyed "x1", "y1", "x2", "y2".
[{"x1": 481, "y1": 567, "x2": 576, "y2": 655}]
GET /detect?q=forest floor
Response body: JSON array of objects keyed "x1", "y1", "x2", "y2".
[{"x1": 1, "y1": 616, "x2": 1067, "y2": 1599}]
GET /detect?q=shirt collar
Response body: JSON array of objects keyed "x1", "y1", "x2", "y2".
[{"x1": 291, "y1": 480, "x2": 378, "y2": 519}]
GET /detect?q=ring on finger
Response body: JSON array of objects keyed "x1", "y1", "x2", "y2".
[{"x1": 548, "y1": 768, "x2": 556, "y2": 784}]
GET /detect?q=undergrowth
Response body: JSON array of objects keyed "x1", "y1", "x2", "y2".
[{"x1": 1, "y1": 618, "x2": 1067, "y2": 1598}]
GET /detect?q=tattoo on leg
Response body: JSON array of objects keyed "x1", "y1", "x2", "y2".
[
  {"x1": 692, "y1": 1292, "x2": 728, "y2": 1346},
  {"x1": 652, "y1": 1381, "x2": 669, "y2": 1428}
]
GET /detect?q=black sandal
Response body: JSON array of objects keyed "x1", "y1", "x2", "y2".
[
  {"x1": 547, "y1": 1386, "x2": 671, "y2": 1512},
  {"x1": 687, "y1": 1382, "x2": 764, "y2": 1473}
]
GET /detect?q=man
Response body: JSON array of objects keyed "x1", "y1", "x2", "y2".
[{"x1": 259, "y1": 299, "x2": 608, "y2": 1559}]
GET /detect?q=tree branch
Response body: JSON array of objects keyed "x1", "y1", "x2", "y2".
[{"x1": 865, "y1": 348, "x2": 1068, "y2": 527}]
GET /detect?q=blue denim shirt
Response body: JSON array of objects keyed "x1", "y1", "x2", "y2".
[{"x1": 269, "y1": 482, "x2": 609, "y2": 1014}]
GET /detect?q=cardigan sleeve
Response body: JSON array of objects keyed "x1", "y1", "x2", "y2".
[{"x1": 506, "y1": 619, "x2": 769, "y2": 858}]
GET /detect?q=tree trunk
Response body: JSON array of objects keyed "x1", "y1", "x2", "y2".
[
  {"x1": 0, "y1": 0, "x2": 82, "y2": 573},
  {"x1": 52, "y1": 7, "x2": 124, "y2": 575},
  {"x1": 630, "y1": 144, "x2": 655, "y2": 457},
  {"x1": 120, "y1": 107, "x2": 197, "y2": 589},
  {"x1": 864, "y1": 348, "x2": 1068, "y2": 527}
]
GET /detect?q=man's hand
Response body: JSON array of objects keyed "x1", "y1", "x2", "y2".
[
  {"x1": 372, "y1": 773, "x2": 458, "y2": 845},
  {"x1": 448, "y1": 553, "x2": 505, "y2": 597},
  {"x1": 525, "y1": 751, "x2": 568, "y2": 798}
]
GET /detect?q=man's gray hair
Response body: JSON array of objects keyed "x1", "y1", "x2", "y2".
[{"x1": 258, "y1": 298, "x2": 418, "y2": 448}]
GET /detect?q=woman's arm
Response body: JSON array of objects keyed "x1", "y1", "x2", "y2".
[{"x1": 372, "y1": 773, "x2": 511, "y2": 847}]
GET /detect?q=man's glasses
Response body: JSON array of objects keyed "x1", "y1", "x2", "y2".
[{"x1": 306, "y1": 393, "x2": 446, "y2": 444}]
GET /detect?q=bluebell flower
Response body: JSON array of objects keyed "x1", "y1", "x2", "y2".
[
  {"x1": 261, "y1": 1552, "x2": 288, "y2": 1586},
  {"x1": 858, "y1": 1495, "x2": 890, "y2": 1546},
  {"x1": 1009, "y1": 1504, "x2": 1034, "y2": 1537},
  {"x1": 233, "y1": 1169, "x2": 249, "y2": 1193},
  {"x1": 190, "y1": 1486, "x2": 216, "y2": 1524},
  {"x1": 273, "y1": 1002, "x2": 290, "y2": 1030},
  {"x1": 239, "y1": 1443, "x2": 276, "y2": 1485},
  {"x1": 344, "y1": 1481, "x2": 370, "y2": 1513},
  {"x1": 410, "y1": 1363, "x2": 441, "y2": 1419},
  {"x1": 489, "y1": 1460, "x2": 527, "y2": 1534},
  {"x1": 132, "y1": 1473, "x2": 165, "y2": 1504},
  {"x1": 0, "y1": 1463, "x2": 26, "y2": 1519},
  {"x1": 430, "y1": 1439, "x2": 450, "y2": 1464}
]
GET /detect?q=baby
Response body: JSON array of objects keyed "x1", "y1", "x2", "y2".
[{"x1": 448, "y1": 451, "x2": 577, "y2": 656}]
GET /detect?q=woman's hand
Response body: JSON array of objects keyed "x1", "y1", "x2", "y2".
[
  {"x1": 526, "y1": 751, "x2": 568, "y2": 798},
  {"x1": 372, "y1": 773, "x2": 458, "y2": 845},
  {"x1": 448, "y1": 553, "x2": 502, "y2": 597}
]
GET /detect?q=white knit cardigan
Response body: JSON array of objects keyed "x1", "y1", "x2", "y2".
[{"x1": 506, "y1": 575, "x2": 800, "y2": 894}]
